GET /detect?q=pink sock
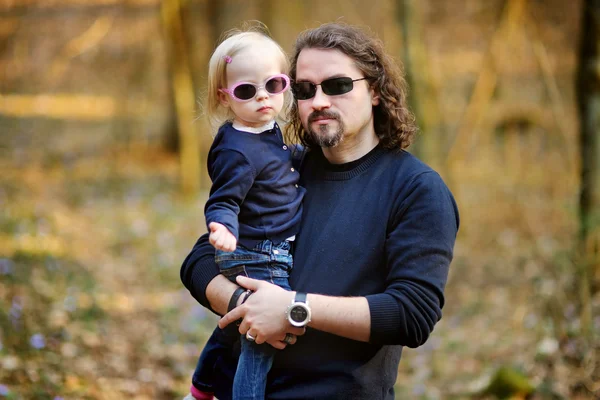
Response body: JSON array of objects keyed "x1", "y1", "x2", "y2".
[{"x1": 190, "y1": 384, "x2": 214, "y2": 400}]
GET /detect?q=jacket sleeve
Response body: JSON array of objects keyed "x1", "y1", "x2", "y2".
[
  {"x1": 365, "y1": 171, "x2": 460, "y2": 347},
  {"x1": 180, "y1": 233, "x2": 221, "y2": 314},
  {"x1": 205, "y1": 150, "x2": 256, "y2": 240}
]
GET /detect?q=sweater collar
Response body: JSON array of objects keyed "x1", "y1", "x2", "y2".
[
  {"x1": 315, "y1": 144, "x2": 386, "y2": 181},
  {"x1": 232, "y1": 120, "x2": 275, "y2": 134}
]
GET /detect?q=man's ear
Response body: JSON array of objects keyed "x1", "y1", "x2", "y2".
[
  {"x1": 370, "y1": 87, "x2": 380, "y2": 106},
  {"x1": 218, "y1": 90, "x2": 230, "y2": 108}
]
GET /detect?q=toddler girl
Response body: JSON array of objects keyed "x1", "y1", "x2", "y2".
[{"x1": 186, "y1": 25, "x2": 304, "y2": 400}]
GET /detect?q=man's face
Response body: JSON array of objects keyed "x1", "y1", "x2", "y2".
[{"x1": 295, "y1": 48, "x2": 379, "y2": 148}]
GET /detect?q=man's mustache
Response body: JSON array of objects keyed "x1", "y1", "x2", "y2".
[{"x1": 308, "y1": 110, "x2": 340, "y2": 124}]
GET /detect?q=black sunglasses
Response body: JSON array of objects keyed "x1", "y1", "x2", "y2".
[{"x1": 291, "y1": 77, "x2": 368, "y2": 100}]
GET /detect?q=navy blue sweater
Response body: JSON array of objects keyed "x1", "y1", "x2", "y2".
[
  {"x1": 205, "y1": 122, "x2": 305, "y2": 248},
  {"x1": 182, "y1": 145, "x2": 459, "y2": 399}
]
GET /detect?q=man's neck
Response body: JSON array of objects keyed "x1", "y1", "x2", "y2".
[{"x1": 322, "y1": 130, "x2": 380, "y2": 164}]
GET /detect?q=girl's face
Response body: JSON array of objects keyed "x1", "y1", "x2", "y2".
[{"x1": 219, "y1": 41, "x2": 287, "y2": 128}]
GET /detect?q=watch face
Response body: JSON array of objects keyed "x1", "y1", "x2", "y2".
[{"x1": 290, "y1": 305, "x2": 308, "y2": 323}]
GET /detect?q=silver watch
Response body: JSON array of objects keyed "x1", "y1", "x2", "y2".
[{"x1": 286, "y1": 292, "x2": 311, "y2": 327}]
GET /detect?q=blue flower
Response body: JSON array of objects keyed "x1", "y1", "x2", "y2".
[
  {"x1": 9, "y1": 299, "x2": 22, "y2": 318},
  {"x1": 30, "y1": 333, "x2": 45, "y2": 349},
  {"x1": 9, "y1": 298, "x2": 22, "y2": 328},
  {"x1": 0, "y1": 384, "x2": 9, "y2": 396}
]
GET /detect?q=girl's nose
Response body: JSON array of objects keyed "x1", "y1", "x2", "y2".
[{"x1": 255, "y1": 87, "x2": 269, "y2": 101}]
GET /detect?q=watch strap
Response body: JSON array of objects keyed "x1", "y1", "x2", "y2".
[
  {"x1": 295, "y1": 292, "x2": 307, "y2": 303},
  {"x1": 228, "y1": 287, "x2": 246, "y2": 312}
]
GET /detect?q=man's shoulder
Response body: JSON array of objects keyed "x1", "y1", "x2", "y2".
[
  {"x1": 382, "y1": 149, "x2": 450, "y2": 192},
  {"x1": 383, "y1": 148, "x2": 421, "y2": 164},
  {"x1": 383, "y1": 149, "x2": 437, "y2": 175}
]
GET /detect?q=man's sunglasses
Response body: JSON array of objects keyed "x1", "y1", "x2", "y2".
[
  {"x1": 220, "y1": 74, "x2": 290, "y2": 102},
  {"x1": 291, "y1": 77, "x2": 368, "y2": 100}
]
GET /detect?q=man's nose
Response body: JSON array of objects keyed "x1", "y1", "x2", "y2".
[{"x1": 310, "y1": 86, "x2": 331, "y2": 110}]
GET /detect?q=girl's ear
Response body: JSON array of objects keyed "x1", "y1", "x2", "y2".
[{"x1": 218, "y1": 90, "x2": 230, "y2": 108}]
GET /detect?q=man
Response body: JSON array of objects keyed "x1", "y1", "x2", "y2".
[{"x1": 181, "y1": 22, "x2": 459, "y2": 399}]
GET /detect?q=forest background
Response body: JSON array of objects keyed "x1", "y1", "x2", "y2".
[{"x1": 1, "y1": 0, "x2": 599, "y2": 399}]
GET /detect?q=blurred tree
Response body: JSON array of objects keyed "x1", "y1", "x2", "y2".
[
  {"x1": 161, "y1": 0, "x2": 201, "y2": 195},
  {"x1": 398, "y1": 0, "x2": 444, "y2": 167},
  {"x1": 576, "y1": 0, "x2": 600, "y2": 338}
]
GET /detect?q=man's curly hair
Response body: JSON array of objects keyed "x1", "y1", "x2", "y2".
[{"x1": 287, "y1": 22, "x2": 417, "y2": 151}]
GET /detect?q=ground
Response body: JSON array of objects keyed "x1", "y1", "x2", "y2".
[{"x1": 0, "y1": 146, "x2": 597, "y2": 399}]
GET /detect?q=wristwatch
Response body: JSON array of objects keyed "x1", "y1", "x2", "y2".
[{"x1": 286, "y1": 292, "x2": 311, "y2": 327}]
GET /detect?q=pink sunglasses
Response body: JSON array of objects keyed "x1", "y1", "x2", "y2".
[{"x1": 220, "y1": 74, "x2": 290, "y2": 102}]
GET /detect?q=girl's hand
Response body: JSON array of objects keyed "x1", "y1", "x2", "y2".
[{"x1": 208, "y1": 222, "x2": 237, "y2": 252}]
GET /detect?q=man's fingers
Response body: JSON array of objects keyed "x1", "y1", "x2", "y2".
[
  {"x1": 218, "y1": 306, "x2": 244, "y2": 329},
  {"x1": 236, "y1": 275, "x2": 262, "y2": 291},
  {"x1": 237, "y1": 318, "x2": 250, "y2": 336},
  {"x1": 280, "y1": 333, "x2": 298, "y2": 345},
  {"x1": 267, "y1": 339, "x2": 286, "y2": 350},
  {"x1": 290, "y1": 326, "x2": 306, "y2": 337}
]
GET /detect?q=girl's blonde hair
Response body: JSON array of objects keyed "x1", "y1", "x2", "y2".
[{"x1": 206, "y1": 22, "x2": 291, "y2": 133}]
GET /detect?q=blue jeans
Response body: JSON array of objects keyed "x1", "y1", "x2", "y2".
[{"x1": 192, "y1": 240, "x2": 293, "y2": 400}]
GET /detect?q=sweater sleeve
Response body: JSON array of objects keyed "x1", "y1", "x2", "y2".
[
  {"x1": 366, "y1": 171, "x2": 459, "y2": 347},
  {"x1": 180, "y1": 233, "x2": 221, "y2": 314},
  {"x1": 204, "y1": 150, "x2": 256, "y2": 240}
]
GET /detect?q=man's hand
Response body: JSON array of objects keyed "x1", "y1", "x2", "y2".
[
  {"x1": 219, "y1": 276, "x2": 305, "y2": 344},
  {"x1": 208, "y1": 222, "x2": 237, "y2": 252}
]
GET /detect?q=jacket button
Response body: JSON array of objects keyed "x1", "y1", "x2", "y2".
[
  {"x1": 291, "y1": 167, "x2": 295, "y2": 172},
  {"x1": 283, "y1": 145, "x2": 288, "y2": 150}
]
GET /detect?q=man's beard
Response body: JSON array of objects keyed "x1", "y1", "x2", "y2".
[{"x1": 306, "y1": 110, "x2": 345, "y2": 148}]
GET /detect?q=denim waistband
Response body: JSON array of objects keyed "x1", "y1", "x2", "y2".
[{"x1": 252, "y1": 239, "x2": 291, "y2": 254}]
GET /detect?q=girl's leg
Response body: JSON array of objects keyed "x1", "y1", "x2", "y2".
[
  {"x1": 191, "y1": 324, "x2": 239, "y2": 398},
  {"x1": 232, "y1": 336, "x2": 277, "y2": 400}
]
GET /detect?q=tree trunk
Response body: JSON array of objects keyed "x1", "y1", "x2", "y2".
[
  {"x1": 397, "y1": 0, "x2": 443, "y2": 168},
  {"x1": 161, "y1": 0, "x2": 201, "y2": 196},
  {"x1": 576, "y1": 0, "x2": 600, "y2": 338}
]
